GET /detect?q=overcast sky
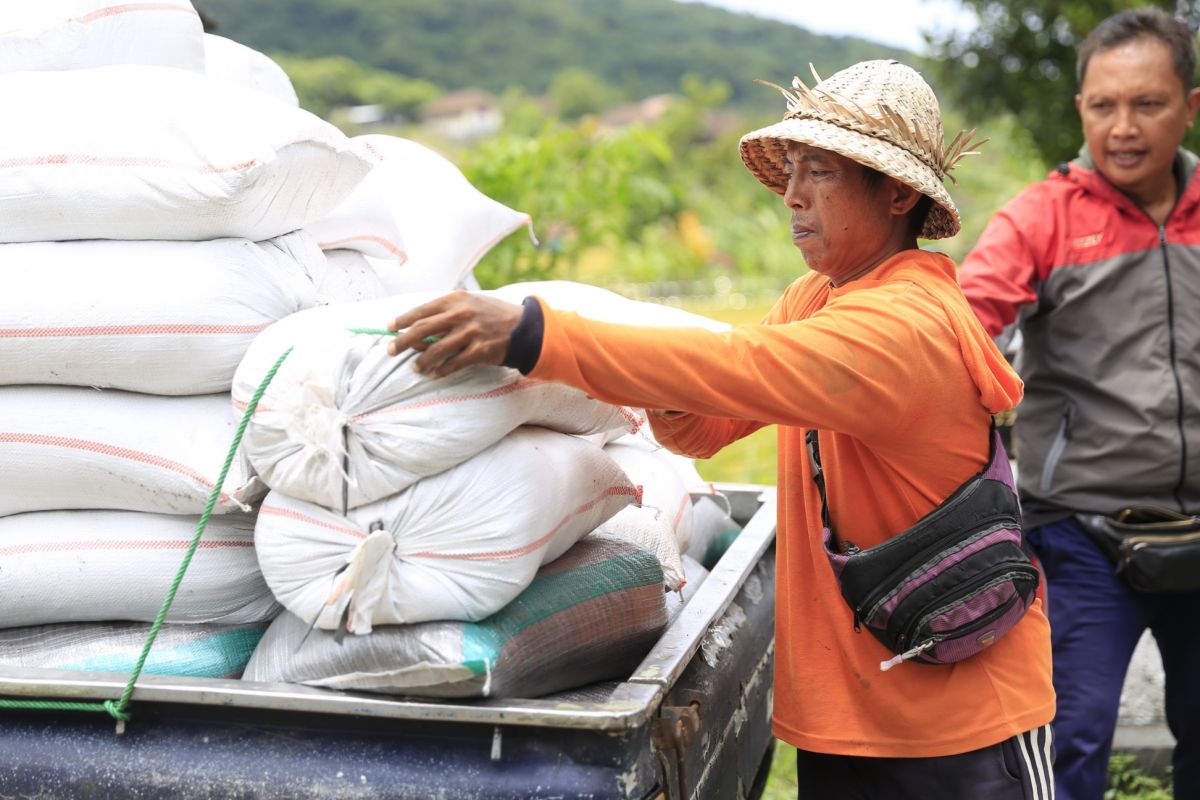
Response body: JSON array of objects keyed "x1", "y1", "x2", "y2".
[{"x1": 681, "y1": 0, "x2": 978, "y2": 54}]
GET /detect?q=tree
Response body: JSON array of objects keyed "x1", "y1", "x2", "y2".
[{"x1": 929, "y1": 1, "x2": 1200, "y2": 166}]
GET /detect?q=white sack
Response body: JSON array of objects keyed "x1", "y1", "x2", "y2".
[
  {"x1": 596, "y1": 504, "x2": 686, "y2": 591},
  {"x1": 308, "y1": 134, "x2": 530, "y2": 285},
  {"x1": 0, "y1": 386, "x2": 259, "y2": 517},
  {"x1": 203, "y1": 33, "x2": 298, "y2": 106},
  {"x1": 0, "y1": 2, "x2": 205, "y2": 72},
  {"x1": 0, "y1": 622, "x2": 266, "y2": 679},
  {"x1": 0, "y1": 233, "x2": 325, "y2": 395},
  {"x1": 234, "y1": 294, "x2": 637, "y2": 509},
  {"x1": 314, "y1": 249, "x2": 388, "y2": 304},
  {"x1": 254, "y1": 428, "x2": 636, "y2": 632},
  {"x1": 604, "y1": 441, "x2": 695, "y2": 554},
  {"x1": 0, "y1": 65, "x2": 369, "y2": 243},
  {"x1": 0, "y1": 510, "x2": 278, "y2": 628},
  {"x1": 687, "y1": 493, "x2": 743, "y2": 567}
]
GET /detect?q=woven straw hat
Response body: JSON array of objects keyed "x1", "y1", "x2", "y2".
[{"x1": 739, "y1": 60, "x2": 984, "y2": 240}]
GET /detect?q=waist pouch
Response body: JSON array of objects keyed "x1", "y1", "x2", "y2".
[
  {"x1": 808, "y1": 427, "x2": 1039, "y2": 671},
  {"x1": 1075, "y1": 505, "x2": 1200, "y2": 594}
]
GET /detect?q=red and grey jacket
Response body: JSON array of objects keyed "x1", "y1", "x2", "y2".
[{"x1": 960, "y1": 148, "x2": 1200, "y2": 523}]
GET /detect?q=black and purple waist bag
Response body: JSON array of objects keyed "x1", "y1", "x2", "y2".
[{"x1": 807, "y1": 426, "x2": 1039, "y2": 671}]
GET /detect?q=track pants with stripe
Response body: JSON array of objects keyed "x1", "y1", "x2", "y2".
[
  {"x1": 795, "y1": 726, "x2": 1055, "y2": 799},
  {"x1": 1029, "y1": 518, "x2": 1200, "y2": 800}
]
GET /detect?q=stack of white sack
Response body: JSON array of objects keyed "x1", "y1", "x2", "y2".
[
  {"x1": 231, "y1": 293, "x2": 640, "y2": 631},
  {"x1": 491, "y1": 280, "x2": 737, "y2": 586},
  {"x1": 233, "y1": 294, "x2": 641, "y2": 509},
  {"x1": 0, "y1": 10, "x2": 380, "y2": 672},
  {"x1": 306, "y1": 134, "x2": 534, "y2": 294}
]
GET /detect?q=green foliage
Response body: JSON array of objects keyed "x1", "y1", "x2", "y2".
[
  {"x1": 1105, "y1": 753, "x2": 1174, "y2": 800},
  {"x1": 549, "y1": 67, "x2": 623, "y2": 119},
  {"x1": 196, "y1": 0, "x2": 904, "y2": 109},
  {"x1": 273, "y1": 54, "x2": 439, "y2": 119},
  {"x1": 930, "y1": 1, "x2": 1200, "y2": 165}
]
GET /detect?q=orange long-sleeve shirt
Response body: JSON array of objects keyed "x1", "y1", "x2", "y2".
[{"x1": 529, "y1": 249, "x2": 1054, "y2": 757}]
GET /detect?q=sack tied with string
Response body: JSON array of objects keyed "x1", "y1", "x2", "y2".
[
  {"x1": 234, "y1": 294, "x2": 639, "y2": 509},
  {"x1": 253, "y1": 427, "x2": 638, "y2": 633}
]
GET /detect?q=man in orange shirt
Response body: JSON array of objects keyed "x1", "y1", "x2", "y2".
[{"x1": 389, "y1": 60, "x2": 1055, "y2": 798}]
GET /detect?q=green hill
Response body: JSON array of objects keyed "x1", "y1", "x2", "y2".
[{"x1": 195, "y1": 0, "x2": 908, "y2": 105}]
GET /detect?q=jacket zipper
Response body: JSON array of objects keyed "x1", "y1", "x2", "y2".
[
  {"x1": 1039, "y1": 400, "x2": 1075, "y2": 493},
  {"x1": 854, "y1": 514, "x2": 1019, "y2": 629},
  {"x1": 1159, "y1": 226, "x2": 1188, "y2": 510}
]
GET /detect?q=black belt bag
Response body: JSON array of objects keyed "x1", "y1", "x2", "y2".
[
  {"x1": 1075, "y1": 505, "x2": 1200, "y2": 594},
  {"x1": 808, "y1": 426, "x2": 1039, "y2": 671}
]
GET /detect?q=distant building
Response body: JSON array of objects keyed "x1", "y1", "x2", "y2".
[
  {"x1": 419, "y1": 89, "x2": 502, "y2": 141},
  {"x1": 597, "y1": 93, "x2": 675, "y2": 132}
]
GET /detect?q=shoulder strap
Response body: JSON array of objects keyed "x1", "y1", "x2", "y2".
[{"x1": 805, "y1": 429, "x2": 832, "y2": 531}]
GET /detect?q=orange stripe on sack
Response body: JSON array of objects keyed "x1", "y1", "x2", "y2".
[
  {"x1": 0, "y1": 154, "x2": 260, "y2": 174},
  {"x1": 260, "y1": 505, "x2": 366, "y2": 540},
  {"x1": 351, "y1": 378, "x2": 545, "y2": 423},
  {"x1": 316, "y1": 235, "x2": 408, "y2": 261},
  {"x1": 0, "y1": 323, "x2": 269, "y2": 338},
  {"x1": 0, "y1": 432, "x2": 236, "y2": 505},
  {"x1": 408, "y1": 483, "x2": 641, "y2": 561},
  {"x1": 673, "y1": 492, "x2": 689, "y2": 532},
  {"x1": 0, "y1": 539, "x2": 252, "y2": 557},
  {"x1": 76, "y1": 3, "x2": 200, "y2": 23}
]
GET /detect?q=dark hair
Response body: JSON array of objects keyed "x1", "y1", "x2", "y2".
[
  {"x1": 861, "y1": 166, "x2": 934, "y2": 238},
  {"x1": 1077, "y1": 8, "x2": 1196, "y2": 90}
]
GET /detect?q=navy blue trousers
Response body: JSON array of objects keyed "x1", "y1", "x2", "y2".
[{"x1": 1028, "y1": 518, "x2": 1200, "y2": 800}]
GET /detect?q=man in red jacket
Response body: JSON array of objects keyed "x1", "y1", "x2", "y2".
[{"x1": 959, "y1": 9, "x2": 1200, "y2": 800}]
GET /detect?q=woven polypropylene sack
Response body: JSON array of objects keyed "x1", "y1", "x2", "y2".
[
  {"x1": 604, "y1": 441, "x2": 695, "y2": 554},
  {"x1": 0, "y1": 510, "x2": 279, "y2": 628},
  {"x1": 203, "y1": 33, "x2": 298, "y2": 106},
  {"x1": 0, "y1": 2, "x2": 205, "y2": 72},
  {"x1": 316, "y1": 249, "x2": 388, "y2": 304},
  {"x1": 308, "y1": 135, "x2": 530, "y2": 283},
  {"x1": 596, "y1": 504, "x2": 686, "y2": 591},
  {"x1": 0, "y1": 65, "x2": 370, "y2": 242},
  {"x1": 0, "y1": 386, "x2": 260, "y2": 516},
  {"x1": 234, "y1": 294, "x2": 638, "y2": 509},
  {"x1": 253, "y1": 428, "x2": 637, "y2": 633},
  {"x1": 0, "y1": 622, "x2": 267, "y2": 679},
  {"x1": 242, "y1": 534, "x2": 666, "y2": 698},
  {"x1": 0, "y1": 234, "x2": 325, "y2": 394}
]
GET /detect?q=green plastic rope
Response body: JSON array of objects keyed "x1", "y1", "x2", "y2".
[
  {"x1": 347, "y1": 327, "x2": 438, "y2": 345},
  {"x1": 0, "y1": 346, "x2": 294, "y2": 728}
]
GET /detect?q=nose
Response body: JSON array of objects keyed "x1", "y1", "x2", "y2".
[
  {"x1": 1112, "y1": 104, "x2": 1138, "y2": 138},
  {"x1": 783, "y1": 168, "x2": 806, "y2": 209}
]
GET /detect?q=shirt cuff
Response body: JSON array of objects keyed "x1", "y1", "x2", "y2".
[{"x1": 501, "y1": 296, "x2": 544, "y2": 375}]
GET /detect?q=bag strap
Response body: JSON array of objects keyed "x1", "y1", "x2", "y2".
[
  {"x1": 805, "y1": 429, "x2": 832, "y2": 531},
  {"x1": 806, "y1": 423, "x2": 1002, "y2": 544}
]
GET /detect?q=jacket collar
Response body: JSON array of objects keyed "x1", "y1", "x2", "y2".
[{"x1": 1063, "y1": 145, "x2": 1200, "y2": 223}]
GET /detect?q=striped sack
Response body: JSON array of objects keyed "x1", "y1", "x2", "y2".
[
  {"x1": 253, "y1": 427, "x2": 638, "y2": 633},
  {"x1": 242, "y1": 534, "x2": 667, "y2": 698}
]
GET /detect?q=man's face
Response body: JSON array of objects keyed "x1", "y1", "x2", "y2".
[
  {"x1": 1076, "y1": 36, "x2": 1200, "y2": 206},
  {"x1": 783, "y1": 141, "x2": 903, "y2": 284}
]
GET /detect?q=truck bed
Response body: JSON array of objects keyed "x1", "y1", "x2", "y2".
[{"x1": 0, "y1": 485, "x2": 777, "y2": 799}]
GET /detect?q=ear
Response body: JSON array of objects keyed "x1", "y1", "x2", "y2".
[
  {"x1": 888, "y1": 176, "x2": 922, "y2": 219},
  {"x1": 1074, "y1": 93, "x2": 1083, "y2": 116},
  {"x1": 1186, "y1": 87, "x2": 1200, "y2": 128}
]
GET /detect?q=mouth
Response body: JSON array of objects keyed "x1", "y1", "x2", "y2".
[
  {"x1": 1108, "y1": 149, "x2": 1147, "y2": 169},
  {"x1": 791, "y1": 225, "x2": 815, "y2": 240}
]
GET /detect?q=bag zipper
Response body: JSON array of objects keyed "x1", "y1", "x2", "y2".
[
  {"x1": 894, "y1": 564, "x2": 1035, "y2": 653},
  {"x1": 1120, "y1": 530, "x2": 1200, "y2": 560},
  {"x1": 853, "y1": 514, "x2": 1018, "y2": 630}
]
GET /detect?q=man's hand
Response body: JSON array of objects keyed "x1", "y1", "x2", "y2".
[{"x1": 387, "y1": 290, "x2": 523, "y2": 378}]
